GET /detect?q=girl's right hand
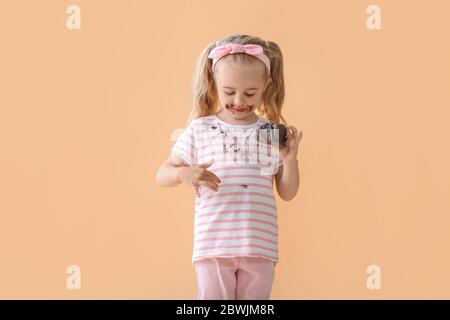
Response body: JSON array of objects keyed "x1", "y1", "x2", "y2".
[{"x1": 178, "y1": 160, "x2": 221, "y2": 197}]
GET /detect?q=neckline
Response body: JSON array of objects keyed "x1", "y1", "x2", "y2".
[{"x1": 214, "y1": 114, "x2": 261, "y2": 128}]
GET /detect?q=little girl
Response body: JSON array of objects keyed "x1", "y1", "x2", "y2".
[{"x1": 157, "y1": 34, "x2": 302, "y2": 300}]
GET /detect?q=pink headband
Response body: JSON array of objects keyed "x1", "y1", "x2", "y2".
[{"x1": 208, "y1": 43, "x2": 271, "y2": 74}]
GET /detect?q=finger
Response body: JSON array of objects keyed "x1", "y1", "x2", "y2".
[
  {"x1": 197, "y1": 180, "x2": 219, "y2": 192},
  {"x1": 197, "y1": 175, "x2": 219, "y2": 186},
  {"x1": 288, "y1": 126, "x2": 298, "y2": 137},
  {"x1": 197, "y1": 159, "x2": 214, "y2": 169},
  {"x1": 200, "y1": 174, "x2": 220, "y2": 188},
  {"x1": 288, "y1": 129, "x2": 299, "y2": 144},
  {"x1": 284, "y1": 131, "x2": 293, "y2": 144},
  {"x1": 201, "y1": 175, "x2": 221, "y2": 189},
  {"x1": 194, "y1": 184, "x2": 200, "y2": 197},
  {"x1": 204, "y1": 170, "x2": 221, "y2": 184}
]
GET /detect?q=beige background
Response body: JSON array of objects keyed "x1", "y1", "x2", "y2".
[{"x1": 1, "y1": 0, "x2": 449, "y2": 299}]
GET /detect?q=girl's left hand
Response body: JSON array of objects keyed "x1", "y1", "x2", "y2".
[{"x1": 277, "y1": 125, "x2": 303, "y2": 162}]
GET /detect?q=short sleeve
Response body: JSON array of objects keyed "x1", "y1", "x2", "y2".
[{"x1": 171, "y1": 120, "x2": 197, "y2": 165}]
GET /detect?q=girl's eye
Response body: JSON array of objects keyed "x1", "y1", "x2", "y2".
[{"x1": 224, "y1": 91, "x2": 255, "y2": 97}]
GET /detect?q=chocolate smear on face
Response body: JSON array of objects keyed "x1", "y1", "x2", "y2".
[{"x1": 225, "y1": 104, "x2": 255, "y2": 114}]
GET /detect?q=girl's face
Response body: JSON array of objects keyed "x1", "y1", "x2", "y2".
[{"x1": 214, "y1": 57, "x2": 270, "y2": 123}]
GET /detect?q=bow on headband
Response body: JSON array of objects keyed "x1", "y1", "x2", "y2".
[{"x1": 208, "y1": 43, "x2": 271, "y2": 74}]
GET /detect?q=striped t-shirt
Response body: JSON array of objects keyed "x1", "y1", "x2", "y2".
[{"x1": 171, "y1": 114, "x2": 284, "y2": 264}]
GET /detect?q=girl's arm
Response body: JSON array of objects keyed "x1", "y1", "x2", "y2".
[
  {"x1": 156, "y1": 153, "x2": 190, "y2": 187},
  {"x1": 274, "y1": 158, "x2": 300, "y2": 201},
  {"x1": 274, "y1": 125, "x2": 302, "y2": 201},
  {"x1": 156, "y1": 152, "x2": 221, "y2": 195}
]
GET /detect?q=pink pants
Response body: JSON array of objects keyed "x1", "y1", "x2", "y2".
[{"x1": 194, "y1": 256, "x2": 276, "y2": 300}]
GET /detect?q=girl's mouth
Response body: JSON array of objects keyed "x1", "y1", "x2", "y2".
[{"x1": 225, "y1": 104, "x2": 255, "y2": 114}]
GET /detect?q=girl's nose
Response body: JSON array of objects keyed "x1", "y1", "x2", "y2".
[{"x1": 234, "y1": 97, "x2": 247, "y2": 106}]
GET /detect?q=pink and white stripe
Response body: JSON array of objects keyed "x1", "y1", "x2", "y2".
[{"x1": 171, "y1": 115, "x2": 283, "y2": 264}]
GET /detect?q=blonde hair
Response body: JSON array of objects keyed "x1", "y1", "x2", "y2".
[{"x1": 186, "y1": 34, "x2": 287, "y2": 127}]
